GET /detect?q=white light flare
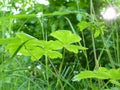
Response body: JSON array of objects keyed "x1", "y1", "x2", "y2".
[
  {"x1": 101, "y1": 6, "x2": 119, "y2": 20},
  {"x1": 35, "y1": 0, "x2": 49, "y2": 5}
]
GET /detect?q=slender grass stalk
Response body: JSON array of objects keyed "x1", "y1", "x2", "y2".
[
  {"x1": 90, "y1": 0, "x2": 100, "y2": 89},
  {"x1": 115, "y1": 22, "x2": 119, "y2": 64},
  {"x1": 76, "y1": 0, "x2": 90, "y2": 70},
  {"x1": 90, "y1": 0, "x2": 99, "y2": 70},
  {"x1": 48, "y1": 58, "x2": 64, "y2": 90},
  {"x1": 24, "y1": 45, "x2": 74, "y2": 89},
  {"x1": 55, "y1": 48, "x2": 65, "y2": 90},
  {"x1": 64, "y1": 17, "x2": 89, "y2": 69},
  {"x1": 100, "y1": 29, "x2": 115, "y2": 68},
  {"x1": 45, "y1": 54, "x2": 50, "y2": 90},
  {"x1": 58, "y1": 48, "x2": 65, "y2": 75},
  {"x1": 28, "y1": 79, "x2": 30, "y2": 90}
]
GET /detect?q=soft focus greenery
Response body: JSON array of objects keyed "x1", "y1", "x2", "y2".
[{"x1": 0, "y1": 0, "x2": 120, "y2": 90}]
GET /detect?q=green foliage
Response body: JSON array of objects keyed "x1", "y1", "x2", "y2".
[
  {"x1": 0, "y1": 30, "x2": 86, "y2": 60},
  {"x1": 50, "y1": 30, "x2": 87, "y2": 53},
  {"x1": 0, "y1": 0, "x2": 120, "y2": 90},
  {"x1": 73, "y1": 67, "x2": 120, "y2": 85},
  {"x1": 0, "y1": 33, "x2": 62, "y2": 60},
  {"x1": 77, "y1": 21, "x2": 90, "y2": 31}
]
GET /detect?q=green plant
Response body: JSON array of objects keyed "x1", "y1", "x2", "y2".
[
  {"x1": 73, "y1": 67, "x2": 120, "y2": 89},
  {"x1": 1, "y1": 0, "x2": 120, "y2": 90}
]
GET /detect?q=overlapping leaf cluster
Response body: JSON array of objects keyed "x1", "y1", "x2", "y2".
[{"x1": 0, "y1": 30, "x2": 87, "y2": 60}]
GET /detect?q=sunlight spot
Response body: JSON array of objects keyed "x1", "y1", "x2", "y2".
[
  {"x1": 79, "y1": 51, "x2": 82, "y2": 53},
  {"x1": 15, "y1": 2, "x2": 22, "y2": 8},
  {"x1": 13, "y1": 19, "x2": 17, "y2": 23},
  {"x1": 17, "y1": 52, "x2": 22, "y2": 56},
  {"x1": 36, "y1": 12, "x2": 43, "y2": 18},
  {"x1": 28, "y1": 66, "x2": 31, "y2": 69},
  {"x1": 1, "y1": 7, "x2": 9, "y2": 12},
  {"x1": 5, "y1": 32, "x2": 10, "y2": 38},
  {"x1": 24, "y1": 4, "x2": 31, "y2": 10},
  {"x1": 12, "y1": 8, "x2": 21, "y2": 15},
  {"x1": 101, "y1": 6, "x2": 119, "y2": 20},
  {"x1": 36, "y1": 64, "x2": 41, "y2": 69},
  {"x1": 35, "y1": 0, "x2": 49, "y2": 5},
  {"x1": 73, "y1": 71, "x2": 79, "y2": 74}
]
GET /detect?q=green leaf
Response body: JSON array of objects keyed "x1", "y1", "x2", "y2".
[
  {"x1": 11, "y1": 39, "x2": 30, "y2": 58},
  {"x1": 22, "y1": 47, "x2": 45, "y2": 61},
  {"x1": 50, "y1": 30, "x2": 87, "y2": 53},
  {"x1": 65, "y1": 45, "x2": 87, "y2": 53},
  {"x1": 50, "y1": 30, "x2": 81, "y2": 45},
  {"x1": 77, "y1": 21, "x2": 90, "y2": 31},
  {"x1": 38, "y1": 40, "x2": 62, "y2": 50},
  {"x1": 72, "y1": 71, "x2": 96, "y2": 81},
  {"x1": 37, "y1": 40, "x2": 62, "y2": 59},
  {"x1": 73, "y1": 67, "x2": 120, "y2": 82},
  {"x1": 47, "y1": 51, "x2": 62, "y2": 59},
  {"x1": 109, "y1": 69, "x2": 120, "y2": 80},
  {"x1": 16, "y1": 32, "x2": 35, "y2": 41},
  {"x1": 110, "y1": 80, "x2": 120, "y2": 87},
  {"x1": 1, "y1": 33, "x2": 62, "y2": 60},
  {"x1": 0, "y1": 37, "x2": 21, "y2": 44}
]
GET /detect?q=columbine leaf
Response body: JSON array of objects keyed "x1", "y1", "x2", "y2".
[
  {"x1": 50, "y1": 30, "x2": 81, "y2": 45},
  {"x1": 0, "y1": 37, "x2": 21, "y2": 44},
  {"x1": 11, "y1": 39, "x2": 30, "y2": 58},
  {"x1": 0, "y1": 32, "x2": 62, "y2": 60},
  {"x1": 38, "y1": 40, "x2": 62, "y2": 50},
  {"x1": 23, "y1": 47, "x2": 45, "y2": 61},
  {"x1": 109, "y1": 68, "x2": 120, "y2": 80},
  {"x1": 73, "y1": 67, "x2": 120, "y2": 82},
  {"x1": 77, "y1": 21, "x2": 90, "y2": 31},
  {"x1": 110, "y1": 80, "x2": 120, "y2": 87},
  {"x1": 72, "y1": 67, "x2": 112, "y2": 81},
  {"x1": 16, "y1": 32, "x2": 35, "y2": 41},
  {"x1": 65, "y1": 45, "x2": 87, "y2": 53},
  {"x1": 94, "y1": 29, "x2": 100, "y2": 38},
  {"x1": 72, "y1": 71, "x2": 96, "y2": 81},
  {"x1": 47, "y1": 51, "x2": 62, "y2": 59},
  {"x1": 37, "y1": 40, "x2": 62, "y2": 59}
]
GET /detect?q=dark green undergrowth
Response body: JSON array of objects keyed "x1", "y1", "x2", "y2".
[{"x1": 0, "y1": 0, "x2": 120, "y2": 90}]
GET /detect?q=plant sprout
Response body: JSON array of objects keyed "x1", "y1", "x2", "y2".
[{"x1": 101, "y1": 6, "x2": 119, "y2": 20}]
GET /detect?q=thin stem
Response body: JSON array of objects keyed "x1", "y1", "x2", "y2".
[
  {"x1": 100, "y1": 29, "x2": 115, "y2": 68},
  {"x1": 90, "y1": 0, "x2": 100, "y2": 89},
  {"x1": 64, "y1": 16, "x2": 89, "y2": 69},
  {"x1": 115, "y1": 23, "x2": 119, "y2": 64},
  {"x1": 56, "y1": 48, "x2": 65, "y2": 90},
  {"x1": 45, "y1": 55, "x2": 50, "y2": 90},
  {"x1": 90, "y1": 0, "x2": 99, "y2": 70},
  {"x1": 59, "y1": 48, "x2": 65, "y2": 75},
  {"x1": 48, "y1": 58, "x2": 64, "y2": 89}
]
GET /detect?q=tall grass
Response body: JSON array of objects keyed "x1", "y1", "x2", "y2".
[{"x1": 0, "y1": 0, "x2": 120, "y2": 90}]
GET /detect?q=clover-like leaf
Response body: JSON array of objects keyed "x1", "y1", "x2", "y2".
[
  {"x1": 77, "y1": 21, "x2": 90, "y2": 31},
  {"x1": 50, "y1": 30, "x2": 87, "y2": 53},
  {"x1": 37, "y1": 40, "x2": 62, "y2": 58},
  {"x1": 0, "y1": 32, "x2": 62, "y2": 60},
  {"x1": 72, "y1": 67, "x2": 120, "y2": 82},
  {"x1": 50, "y1": 30, "x2": 81, "y2": 45},
  {"x1": 47, "y1": 51, "x2": 62, "y2": 59},
  {"x1": 65, "y1": 45, "x2": 87, "y2": 53}
]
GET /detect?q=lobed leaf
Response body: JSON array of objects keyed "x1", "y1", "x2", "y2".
[
  {"x1": 77, "y1": 21, "x2": 90, "y2": 31},
  {"x1": 50, "y1": 30, "x2": 81, "y2": 45},
  {"x1": 73, "y1": 67, "x2": 120, "y2": 81},
  {"x1": 65, "y1": 45, "x2": 87, "y2": 53}
]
